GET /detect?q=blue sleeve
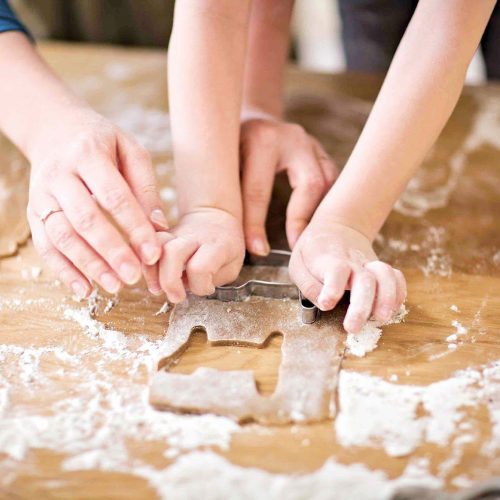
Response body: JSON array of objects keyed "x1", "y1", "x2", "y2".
[{"x1": 0, "y1": 0, "x2": 30, "y2": 38}]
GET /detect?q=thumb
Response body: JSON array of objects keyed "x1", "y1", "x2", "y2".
[{"x1": 241, "y1": 142, "x2": 277, "y2": 256}]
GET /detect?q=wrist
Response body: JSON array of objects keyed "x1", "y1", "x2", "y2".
[
  {"x1": 312, "y1": 195, "x2": 382, "y2": 243},
  {"x1": 25, "y1": 103, "x2": 103, "y2": 164}
]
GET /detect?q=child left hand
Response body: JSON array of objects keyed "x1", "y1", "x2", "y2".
[{"x1": 143, "y1": 208, "x2": 245, "y2": 303}]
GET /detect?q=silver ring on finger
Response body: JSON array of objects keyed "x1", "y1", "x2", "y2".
[{"x1": 40, "y1": 208, "x2": 64, "y2": 224}]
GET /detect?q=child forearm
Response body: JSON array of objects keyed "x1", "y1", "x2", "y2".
[
  {"x1": 168, "y1": 0, "x2": 252, "y2": 219},
  {"x1": 316, "y1": 0, "x2": 497, "y2": 241},
  {"x1": 242, "y1": 0, "x2": 294, "y2": 119}
]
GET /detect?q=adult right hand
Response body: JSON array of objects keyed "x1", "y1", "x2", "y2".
[{"x1": 27, "y1": 108, "x2": 168, "y2": 299}]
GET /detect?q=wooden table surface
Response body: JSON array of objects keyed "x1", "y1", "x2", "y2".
[{"x1": 0, "y1": 42, "x2": 500, "y2": 499}]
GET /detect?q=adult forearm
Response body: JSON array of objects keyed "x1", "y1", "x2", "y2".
[
  {"x1": 0, "y1": 32, "x2": 88, "y2": 160},
  {"x1": 168, "y1": 0, "x2": 251, "y2": 219},
  {"x1": 242, "y1": 0, "x2": 293, "y2": 119},
  {"x1": 316, "y1": 0, "x2": 496, "y2": 240}
]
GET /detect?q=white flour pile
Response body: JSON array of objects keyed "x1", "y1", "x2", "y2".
[
  {"x1": 334, "y1": 361, "x2": 500, "y2": 467},
  {"x1": 346, "y1": 305, "x2": 408, "y2": 357}
]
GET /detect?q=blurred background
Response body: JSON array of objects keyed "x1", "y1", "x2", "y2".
[{"x1": 11, "y1": 0, "x2": 487, "y2": 84}]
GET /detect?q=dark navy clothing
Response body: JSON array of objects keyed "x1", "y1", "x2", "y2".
[
  {"x1": 339, "y1": 0, "x2": 500, "y2": 80},
  {"x1": 0, "y1": 0, "x2": 29, "y2": 37}
]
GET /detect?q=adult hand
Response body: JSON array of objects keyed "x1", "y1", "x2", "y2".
[{"x1": 27, "y1": 108, "x2": 168, "y2": 299}]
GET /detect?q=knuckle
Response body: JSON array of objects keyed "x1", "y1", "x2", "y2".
[
  {"x1": 106, "y1": 247, "x2": 130, "y2": 268},
  {"x1": 37, "y1": 244, "x2": 54, "y2": 262},
  {"x1": 140, "y1": 182, "x2": 159, "y2": 199},
  {"x1": 244, "y1": 184, "x2": 269, "y2": 205},
  {"x1": 286, "y1": 123, "x2": 306, "y2": 137},
  {"x1": 135, "y1": 145, "x2": 152, "y2": 163},
  {"x1": 45, "y1": 164, "x2": 63, "y2": 182},
  {"x1": 101, "y1": 188, "x2": 130, "y2": 214},
  {"x1": 249, "y1": 123, "x2": 278, "y2": 147},
  {"x1": 301, "y1": 281, "x2": 320, "y2": 301},
  {"x1": 82, "y1": 258, "x2": 106, "y2": 278},
  {"x1": 50, "y1": 226, "x2": 74, "y2": 251},
  {"x1": 74, "y1": 208, "x2": 99, "y2": 232},
  {"x1": 187, "y1": 260, "x2": 208, "y2": 278},
  {"x1": 304, "y1": 175, "x2": 325, "y2": 192}
]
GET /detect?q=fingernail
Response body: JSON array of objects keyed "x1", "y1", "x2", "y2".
[
  {"x1": 252, "y1": 238, "x2": 270, "y2": 256},
  {"x1": 141, "y1": 242, "x2": 161, "y2": 265},
  {"x1": 150, "y1": 209, "x2": 169, "y2": 230},
  {"x1": 101, "y1": 272, "x2": 121, "y2": 294},
  {"x1": 148, "y1": 284, "x2": 163, "y2": 296},
  {"x1": 71, "y1": 280, "x2": 89, "y2": 300},
  {"x1": 120, "y1": 262, "x2": 141, "y2": 284}
]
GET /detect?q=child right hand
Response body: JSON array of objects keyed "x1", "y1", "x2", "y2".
[
  {"x1": 143, "y1": 208, "x2": 245, "y2": 303},
  {"x1": 289, "y1": 219, "x2": 406, "y2": 333}
]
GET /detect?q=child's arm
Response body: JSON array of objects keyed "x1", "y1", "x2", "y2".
[
  {"x1": 240, "y1": 0, "x2": 338, "y2": 255},
  {"x1": 154, "y1": 0, "x2": 251, "y2": 303},
  {"x1": 290, "y1": 0, "x2": 496, "y2": 332},
  {"x1": 0, "y1": 32, "x2": 166, "y2": 298}
]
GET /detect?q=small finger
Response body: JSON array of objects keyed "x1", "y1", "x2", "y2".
[
  {"x1": 365, "y1": 261, "x2": 397, "y2": 322},
  {"x1": 316, "y1": 260, "x2": 351, "y2": 311},
  {"x1": 44, "y1": 211, "x2": 122, "y2": 295},
  {"x1": 343, "y1": 270, "x2": 376, "y2": 333},
  {"x1": 285, "y1": 153, "x2": 327, "y2": 248},
  {"x1": 159, "y1": 237, "x2": 198, "y2": 303},
  {"x1": 187, "y1": 245, "x2": 239, "y2": 296},
  {"x1": 28, "y1": 210, "x2": 92, "y2": 299},
  {"x1": 394, "y1": 269, "x2": 407, "y2": 310},
  {"x1": 288, "y1": 249, "x2": 323, "y2": 305},
  {"x1": 117, "y1": 135, "x2": 169, "y2": 231},
  {"x1": 143, "y1": 232, "x2": 174, "y2": 295}
]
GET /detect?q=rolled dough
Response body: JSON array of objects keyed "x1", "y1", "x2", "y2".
[{"x1": 150, "y1": 292, "x2": 346, "y2": 424}]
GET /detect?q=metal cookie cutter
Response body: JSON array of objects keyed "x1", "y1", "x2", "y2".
[{"x1": 208, "y1": 249, "x2": 320, "y2": 324}]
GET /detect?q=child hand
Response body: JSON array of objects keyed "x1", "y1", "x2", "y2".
[
  {"x1": 289, "y1": 220, "x2": 406, "y2": 333},
  {"x1": 144, "y1": 208, "x2": 245, "y2": 303},
  {"x1": 26, "y1": 109, "x2": 167, "y2": 299},
  {"x1": 240, "y1": 116, "x2": 339, "y2": 255}
]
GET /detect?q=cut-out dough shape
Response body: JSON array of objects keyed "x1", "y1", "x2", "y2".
[{"x1": 150, "y1": 294, "x2": 346, "y2": 424}]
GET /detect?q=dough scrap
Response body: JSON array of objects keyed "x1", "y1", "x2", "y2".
[
  {"x1": 150, "y1": 292, "x2": 346, "y2": 424},
  {"x1": 0, "y1": 137, "x2": 30, "y2": 257}
]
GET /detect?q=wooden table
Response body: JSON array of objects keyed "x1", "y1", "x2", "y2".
[{"x1": 0, "y1": 42, "x2": 499, "y2": 498}]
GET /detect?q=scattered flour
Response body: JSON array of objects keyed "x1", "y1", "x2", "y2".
[
  {"x1": 395, "y1": 92, "x2": 500, "y2": 217},
  {"x1": 346, "y1": 305, "x2": 408, "y2": 357},
  {"x1": 450, "y1": 304, "x2": 459, "y2": 312},
  {"x1": 451, "y1": 320, "x2": 468, "y2": 335},
  {"x1": 76, "y1": 450, "x2": 442, "y2": 500},
  {"x1": 419, "y1": 226, "x2": 453, "y2": 277},
  {"x1": 335, "y1": 368, "x2": 480, "y2": 457},
  {"x1": 0, "y1": 296, "x2": 240, "y2": 480}
]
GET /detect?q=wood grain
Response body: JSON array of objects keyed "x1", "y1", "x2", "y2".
[{"x1": 0, "y1": 42, "x2": 499, "y2": 497}]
